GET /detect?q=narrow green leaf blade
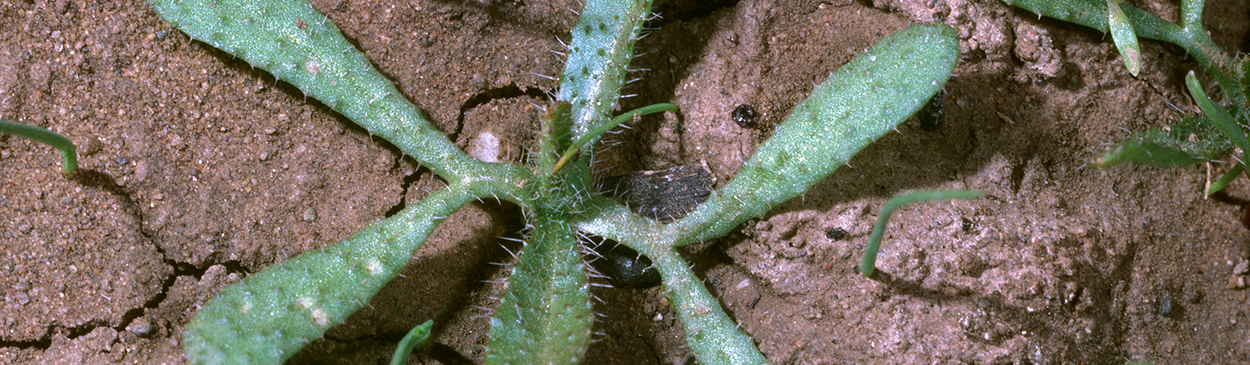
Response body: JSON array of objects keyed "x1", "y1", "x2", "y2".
[
  {"x1": 860, "y1": 190, "x2": 982, "y2": 276},
  {"x1": 183, "y1": 183, "x2": 499, "y2": 365},
  {"x1": 1207, "y1": 163, "x2": 1243, "y2": 196},
  {"x1": 390, "y1": 320, "x2": 434, "y2": 365},
  {"x1": 148, "y1": 0, "x2": 502, "y2": 184},
  {"x1": 672, "y1": 23, "x2": 960, "y2": 244},
  {"x1": 0, "y1": 119, "x2": 78, "y2": 175},
  {"x1": 1107, "y1": 0, "x2": 1141, "y2": 76},
  {"x1": 1092, "y1": 114, "x2": 1231, "y2": 168},
  {"x1": 1187, "y1": 71, "x2": 1249, "y2": 152}
]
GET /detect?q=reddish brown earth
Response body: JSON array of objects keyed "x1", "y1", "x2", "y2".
[{"x1": 1, "y1": 0, "x2": 1248, "y2": 364}]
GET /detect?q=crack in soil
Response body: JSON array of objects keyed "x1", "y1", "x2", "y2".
[{"x1": 0, "y1": 168, "x2": 250, "y2": 351}]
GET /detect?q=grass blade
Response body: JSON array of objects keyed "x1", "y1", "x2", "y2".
[
  {"x1": 0, "y1": 119, "x2": 78, "y2": 175},
  {"x1": 860, "y1": 190, "x2": 982, "y2": 277}
]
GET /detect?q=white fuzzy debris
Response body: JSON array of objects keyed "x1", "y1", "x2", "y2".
[{"x1": 468, "y1": 131, "x2": 503, "y2": 163}]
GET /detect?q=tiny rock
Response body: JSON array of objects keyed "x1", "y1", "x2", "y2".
[
  {"x1": 1233, "y1": 260, "x2": 1249, "y2": 275},
  {"x1": 127, "y1": 317, "x2": 153, "y2": 337},
  {"x1": 1226, "y1": 275, "x2": 1246, "y2": 290}
]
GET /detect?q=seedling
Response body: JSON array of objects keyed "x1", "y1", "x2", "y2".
[
  {"x1": 1002, "y1": 0, "x2": 1249, "y2": 195},
  {"x1": 150, "y1": 0, "x2": 959, "y2": 363},
  {"x1": 0, "y1": 119, "x2": 78, "y2": 176},
  {"x1": 860, "y1": 190, "x2": 983, "y2": 277}
]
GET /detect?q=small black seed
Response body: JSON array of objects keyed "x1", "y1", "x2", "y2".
[
  {"x1": 596, "y1": 244, "x2": 660, "y2": 289},
  {"x1": 825, "y1": 227, "x2": 847, "y2": 240},
  {"x1": 731, "y1": 104, "x2": 757, "y2": 128}
]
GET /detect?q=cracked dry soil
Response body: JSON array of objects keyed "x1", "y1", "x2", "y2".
[{"x1": 1, "y1": 0, "x2": 1249, "y2": 363}]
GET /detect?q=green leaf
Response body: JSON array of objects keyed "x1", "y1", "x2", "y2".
[
  {"x1": 390, "y1": 320, "x2": 434, "y2": 365},
  {"x1": 1107, "y1": 0, "x2": 1141, "y2": 76},
  {"x1": 671, "y1": 23, "x2": 961, "y2": 244},
  {"x1": 1207, "y1": 163, "x2": 1243, "y2": 196},
  {"x1": 148, "y1": 0, "x2": 521, "y2": 184},
  {"x1": 1092, "y1": 114, "x2": 1231, "y2": 168},
  {"x1": 484, "y1": 219, "x2": 593, "y2": 365},
  {"x1": 183, "y1": 182, "x2": 507, "y2": 365},
  {"x1": 860, "y1": 190, "x2": 982, "y2": 277}
]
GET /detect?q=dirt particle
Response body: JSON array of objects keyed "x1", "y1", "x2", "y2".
[
  {"x1": 127, "y1": 317, "x2": 153, "y2": 336},
  {"x1": 1226, "y1": 275, "x2": 1246, "y2": 290},
  {"x1": 80, "y1": 137, "x2": 103, "y2": 156},
  {"x1": 12, "y1": 291, "x2": 29, "y2": 305}
]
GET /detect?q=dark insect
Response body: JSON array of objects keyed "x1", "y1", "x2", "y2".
[
  {"x1": 731, "y1": 104, "x2": 757, "y2": 128},
  {"x1": 595, "y1": 243, "x2": 661, "y2": 289},
  {"x1": 825, "y1": 227, "x2": 847, "y2": 240},
  {"x1": 919, "y1": 90, "x2": 944, "y2": 131}
]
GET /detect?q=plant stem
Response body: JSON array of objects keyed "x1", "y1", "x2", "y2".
[
  {"x1": 0, "y1": 119, "x2": 78, "y2": 176},
  {"x1": 553, "y1": 103, "x2": 678, "y2": 173},
  {"x1": 647, "y1": 246, "x2": 767, "y2": 364},
  {"x1": 860, "y1": 190, "x2": 982, "y2": 277},
  {"x1": 1003, "y1": 0, "x2": 1242, "y2": 103}
]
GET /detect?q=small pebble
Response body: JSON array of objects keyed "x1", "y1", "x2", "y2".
[
  {"x1": 302, "y1": 208, "x2": 317, "y2": 222},
  {"x1": 80, "y1": 138, "x2": 103, "y2": 156},
  {"x1": 1233, "y1": 260, "x2": 1249, "y2": 275},
  {"x1": 13, "y1": 291, "x2": 29, "y2": 306},
  {"x1": 127, "y1": 317, "x2": 153, "y2": 337},
  {"x1": 1159, "y1": 296, "x2": 1172, "y2": 315},
  {"x1": 1227, "y1": 275, "x2": 1246, "y2": 290}
]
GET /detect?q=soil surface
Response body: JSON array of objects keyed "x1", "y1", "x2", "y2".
[{"x1": 1, "y1": 0, "x2": 1249, "y2": 364}]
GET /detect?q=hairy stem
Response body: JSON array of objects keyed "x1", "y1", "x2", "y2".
[{"x1": 485, "y1": 218, "x2": 593, "y2": 365}]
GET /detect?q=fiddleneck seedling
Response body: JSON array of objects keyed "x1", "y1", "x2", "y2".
[{"x1": 150, "y1": 0, "x2": 959, "y2": 363}]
